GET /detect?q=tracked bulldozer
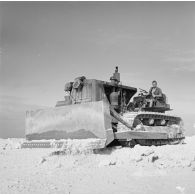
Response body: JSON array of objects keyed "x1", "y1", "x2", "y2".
[{"x1": 22, "y1": 67, "x2": 185, "y2": 149}]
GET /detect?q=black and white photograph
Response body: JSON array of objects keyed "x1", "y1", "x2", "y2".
[{"x1": 0, "y1": 1, "x2": 195, "y2": 194}]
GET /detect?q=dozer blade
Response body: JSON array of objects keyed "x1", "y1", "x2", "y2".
[{"x1": 23, "y1": 100, "x2": 114, "y2": 149}]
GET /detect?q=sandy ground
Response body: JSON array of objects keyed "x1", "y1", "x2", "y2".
[{"x1": 0, "y1": 137, "x2": 195, "y2": 194}]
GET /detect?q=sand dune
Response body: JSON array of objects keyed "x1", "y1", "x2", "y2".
[{"x1": 0, "y1": 137, "x2": 195, "y2": 193}]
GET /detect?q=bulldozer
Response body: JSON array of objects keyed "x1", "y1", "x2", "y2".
[{"x1": 22, "y1": 67, "x2": 185, "y2": 149}]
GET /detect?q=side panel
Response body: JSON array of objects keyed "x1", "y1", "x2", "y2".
[
  {"x1": 71, "y1": 81, "x2": 92, "y2": 103},
  {"x1": 25, "y1": 100, "x2": 114, "y2": 146},
  {"x1": 115, "y1": 131, "x2": 168, "y2": 140}
]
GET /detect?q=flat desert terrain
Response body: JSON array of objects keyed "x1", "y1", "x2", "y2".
[{"x1": 0, "y1": 137, "x2": 195, "y2": 194}]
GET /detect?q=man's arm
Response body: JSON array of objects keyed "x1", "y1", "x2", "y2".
[
  {"x1": 148, "y1": 87, "x2": 152, "y2": 94},
  {"x1": 154, "y1": 88, "x2": 162, "y2": 97}
]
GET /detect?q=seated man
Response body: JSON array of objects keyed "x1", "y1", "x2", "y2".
[{"x1": 147, "y1": 80, "x2": 162, "y2": 107}]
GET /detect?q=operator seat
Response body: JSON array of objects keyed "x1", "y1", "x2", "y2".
[{"x1": 156, "y1": 93, "x2": 166, "y2": 104}]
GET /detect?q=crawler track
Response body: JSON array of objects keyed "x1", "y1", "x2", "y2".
[
  {"x1": 119, "y1": 137, "x2": 185, "y2": 147},
  {"x1": 117, "y1": 111, "x2": 183, "y2": 131}
]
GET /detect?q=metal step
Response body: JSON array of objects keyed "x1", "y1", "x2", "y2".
[{"x1": 21, "y1": 141, "x2": 64, "y2": 148}]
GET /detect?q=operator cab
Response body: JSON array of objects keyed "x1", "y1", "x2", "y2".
[
  {"x1": 132, "y1": 89, "x2": 171, "y2": 113},
  {"x1": 56, "y1": 67, "x2": 170, "y2": 113}
]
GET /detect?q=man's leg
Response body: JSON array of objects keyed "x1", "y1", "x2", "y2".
[
  {"x1": 145, "y1": 99, "x2": 152, "y2": 107},
  {"x1": 149, "y1": 99, "x2": 153, "y2": 107}
]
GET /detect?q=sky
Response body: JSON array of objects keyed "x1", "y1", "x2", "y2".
[{"x1": 0, "y1": 2, "x2": 195, "y2": 137}]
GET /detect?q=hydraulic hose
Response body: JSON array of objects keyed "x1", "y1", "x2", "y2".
[{"x1": 110, "y1": 107, "x2": 133, "y2": 130}]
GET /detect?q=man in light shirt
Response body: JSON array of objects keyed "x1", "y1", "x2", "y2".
[{"x1": 147, "y1": 80, "x2": 162, "y2": 107}]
